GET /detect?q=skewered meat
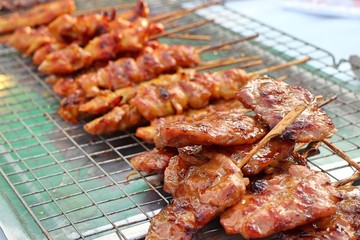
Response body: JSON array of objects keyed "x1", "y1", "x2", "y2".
[
  {"x1": 154, "y1": 110, "x2": 268, "y2": 148},
  {"x1": 163, "y1": 148, "x2": 211, "y2": 195},
  {"x1": 47, "y1": 0, "x2": 148, "y2": 45},
  {"x1": 0, "y1": 0, "x2": 75, "y2": 34},
  {"x1": 83, "y1": 104, "x2": 145, "y2": 134},
  {"x1": 33, "y1": 42, "x2": 66, "y2": 65},
  {"x1": 280, "y1": 185, "x2": 360, "y2": 240},
  {"x1": 53, "y1": 43, "x2": 200, "y2": 98},
  {"x1": 0, "y1": 0, "x2": 50, "y2": 11},
  {"x1": 6, "y1": 0, "x2": 148, "y2": 58},
  {"x1": 136, "y1": 99, "x2": 247, "y2": 142},
  {"x1": 7, "y1": 26, "x2": 52, "y2": 55},
  {"x1": 84, "y1": 68, "x2": 251, "y2": 135},
  {"x1": 146, "y1": 153, "x2": 249, "y2": 240},
  {"x1": 220, "y1": 164, "x2": 339, "y2": 239},
  {"x1": 130, "y1": 147, "x2": 177, "y2": 173},
  {"x1": 237, "y1": 77, "x2": 337, "y2": 142},
  {"x1": 38, "y1": 18, "x2": 164, "y2": 74},
  {"x1": 47, "y1": 12, "x2": 117, "y2": 46}
]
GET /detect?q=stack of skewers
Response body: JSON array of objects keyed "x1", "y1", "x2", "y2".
[{"x1": 1, "y1": 0, "x2": 359, "y2": 239}]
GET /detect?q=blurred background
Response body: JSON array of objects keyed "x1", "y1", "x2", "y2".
[{"x1": 224, "y1": 0, "x2": 360, "y2": 65}]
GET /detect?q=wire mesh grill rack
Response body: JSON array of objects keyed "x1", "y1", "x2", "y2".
[{"x1": 0, "y1": 0, "x2": 360, "y2": 239}]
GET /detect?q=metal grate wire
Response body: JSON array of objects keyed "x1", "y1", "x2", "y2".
[{"x1": 0, "y1": 0, "x2": 360, "y2": 239}]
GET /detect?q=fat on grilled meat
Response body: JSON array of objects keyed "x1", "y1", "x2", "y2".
[
  {"x1": 237, "y1": 77, "x2": 337, "y2": 142},
  {"x1": 280, "y1": 185, "x2": 360, "y2": 240},
  {"x1": 146, "y1": 153, "x2": 249, "y2": 240},
  {"x1": 220, "y1": 164, "x2": 339, "y2": 239}
]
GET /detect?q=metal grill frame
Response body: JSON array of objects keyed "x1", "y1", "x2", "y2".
[{"x1": 1, "y1": 0, "x2": 360, "y2": 239}]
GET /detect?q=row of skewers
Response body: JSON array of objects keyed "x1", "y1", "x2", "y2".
[{"x1": 1, "y1": 0, "x2": 360, "y2": 239}]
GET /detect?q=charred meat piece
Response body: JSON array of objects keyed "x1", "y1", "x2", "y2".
[
  {"x1": 237, "y1": 77, "x2": 337, "y2": 142},
  {"x1": 146, "y1": 153, "x2": 249, "y2": 240},
  {"x1": 280, "y1": 185, "x2": 360, "y2": 240},
  {"x1": 154, "y1": 110, "x2": 268, "y2": 148},
  {"x1": 0, "y1": 0, "x2": 75, "y2": 34},
  {"x1": 220, "y1": 164, "x2": 339, "y2": 239}
]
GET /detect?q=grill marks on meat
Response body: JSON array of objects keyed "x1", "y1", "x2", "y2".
[
  {"x1": 84, "y1": 68, "x2": 251, "y2": 135},
  {"x1": 220, "y1": 164, "x2": 339, "y2": 239},
  {"x1": 281, "y1": 185, "x2": 360, "y2": 240},
  {"x1": 237, "y1": 77, "x2": 337, "y2": 142},
  {"x1": 154, "y1": 111, "x2": 268, "y2": 148},
  {"x1": 146, "y1": 153, "x2": 249, "y2": 240}
]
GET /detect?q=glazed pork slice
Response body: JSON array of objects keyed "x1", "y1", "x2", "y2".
[
  {"x1": 146, "y1": 153, "x2": 249, "y2": 240},
  {"x1": 280, "y1": 185, "x2": 360, "y2": 240},
  {"x1": 136, "y1": 99, "x2": 248, "y2": 143},
  {"x1": 237, "y1": 77, "x2": 337, "y2": 142},
  {"x1": 220, "y1": 164, "x2": 339, "y2": 239},
  {"x1": 154, "y1": 110, "x2": 268, "y2": 148}
]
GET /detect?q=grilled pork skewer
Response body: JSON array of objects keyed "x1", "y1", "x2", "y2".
[
  {"x1": 280, "y1": 184, "x2": 360, "y2": 240},
  {"x1": 84, "y1": 57, "x2": 309, "y2": 135},
  {"x1": 60, "y1": 57, "x2": 260, "y2": 124},
  {"x1": 37, "y1": 18, "x2": 215, "y2": 75},
  {"x1": 53, "y1": 34, "x2": 259, "y2": 98},
  {"x1": 146, "y1": 104, "x2": 307, "y2": 240},
  {"x1": 220, "y1": 163, "x2": 339, "y2": 239},
  {"x1": 37, "y1": 17, "x2": 164, "y2": 75},
  {"x1": 237, "y1": 76, "x2": 337, "y2": 143},
  {"x1": 6, "y1": 0, "x2": 149, "y2": 57},
  {"x1": 0, "y1": 0, "x2": 75, "y2": 34}
]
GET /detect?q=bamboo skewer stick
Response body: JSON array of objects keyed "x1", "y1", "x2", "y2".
[
  {"x1": 165, "y1": 33, "x2": 212, "y2": 41},
  {"x1": 334, "y1": 171, "x2": 360, "y2": 187},
  {"x1": 149, "y1": 0, "x2": 220, "y2": 23},
  {"x1": 249, "y1": 56, "x2": 311, "y2": 78},
  {"x1": 199, "y1": 33, "x2": 259, "y2": 52},
  {"x1": 238, "y1": 104, "x2": 308, "y2": 168},
  {"x1": 151, "y1": 19, "x2": 214, "y2": 39},
  {"x1": 322, "y1": 139, "x2": 360, "y2": 172},
  {"x1": 195, "y1": 56, "x2": 262, "y2": 71}
]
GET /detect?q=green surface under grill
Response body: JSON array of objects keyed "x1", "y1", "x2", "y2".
[{"x1": 0, "y1": 0, "x2": 360, "y2": 239}]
